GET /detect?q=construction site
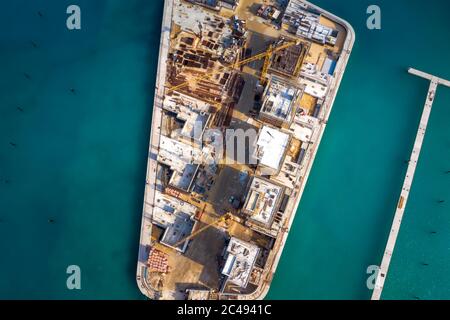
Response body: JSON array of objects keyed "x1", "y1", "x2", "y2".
[{"x1": 137, "y1": 0, "x2": 354, "y2": 300}]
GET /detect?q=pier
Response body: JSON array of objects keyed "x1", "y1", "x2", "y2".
[{"x1": 371, "y1": 68, "x2": 450, "y2": 300}]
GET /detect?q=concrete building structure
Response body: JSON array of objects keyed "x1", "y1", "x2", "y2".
[
  {"x1": 221, "y1": 237, "x2": 259, "y2": 289},
  {"x1": 282, "y1": 0, "x2": 339, "y2": 46},
  {"x1": 151, "y1": 190, "x2": 198, "y2": 253},
  {"x1": 254, "y1": 126, "x2": 290, "y2": 175},
  {"x1": 160, "y1": 212, "x2": 196, "y2": 253},
  {"x1": 242, "y1": 176, "x2": 284, "y2": 228},
  {"x1": 259, "y1": 76, "x2": 302, "y2": 128},
  {"x1": 186, "y1": 0, "x2": 240, "y2": 11},
  {"x1": 269, "y1": 40, "x2": 307, "y2": 78}
]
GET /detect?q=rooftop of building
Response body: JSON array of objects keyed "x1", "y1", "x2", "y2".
[
  {"x1": 174, "y1": 0, "x2": 232, "y2": 39},
  {"x1": 158, "y1": 135, "x2": 202, "y2": 172},
  {"x1": 162, "y1": 94, "x2": 212, "y2": 143},
  {"x1": 260, "y1": 76, "x2": 301, "y2": 123},
  {"x1": 152, "y1": 190, "x2": 198, "y2": 228},
  {"x1": 269, "y1": 40, "x2": 307, "y2": 77},
  {"x1": 160, "y1": 212, "x2": 196, "y2": 253},
  {"x1": 301, "y1": 62, "x2": 332, "y2": 85},
  {"x1": 290, "y1": 121, "x2": 313, "y2": 143},
  {"x1": 243, "y1": 176, "x2": 283, "y2": 226},
  {"x1": 282, "y1": 0, "x2": 338, "y2": 46},
  {"x1": 180, "y1": 111, "x2": 210, "y2": 142},
  {"x1": 221, "y1": 237, "x2": 259, "y2": 288},
  {"x1": 300, "y1": 77, "x2": 328, "y2": 99},
  {"x1": 163, "y1": 92, "x2": 211, "y2": 114},
  {"x1": 255, "y1": 126, "x2": 290, "y2": 172},
  {"x1": 186, "y1": 289, "x2": 211, "y2": 300},
  {"x1": 169, "y1": 163, "x2": 199, "y2": 192}
]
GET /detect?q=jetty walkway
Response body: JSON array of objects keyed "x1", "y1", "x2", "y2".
[{"x1": 371, "y1": 68, "x2": 450, "y2": 300}]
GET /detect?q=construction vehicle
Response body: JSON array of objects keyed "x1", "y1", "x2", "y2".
[
  {"x1": 166, "y1": 39, "x2": 301, "y2": 94},
  {"x1": 173, "y1": 212, "x2": 233, "y2": 248}
]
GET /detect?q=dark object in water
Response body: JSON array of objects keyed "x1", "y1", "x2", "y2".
[
  {"x1": 70, "y1": 88, "x2": 76, "y2": 94},
  {"x1": 413, "y1": 296, "x2": 421, "y2": 300},
  {"x1": 48, "y1": 219, "x2": 55, "y2": 223},
  {"x1": 38, "y1": 11, "x2": 43, "y2": 18},
  {"x1": 429, "y1": 231, "x2": 437, "y2": 234},
  {"x1": 420, "y1": 262, "x2": 429, "y2": 266},
  {"x1": 437, "y1": 200, "x2": 445, "y2": 204},
  {"x1": 23, "y1": 73, "x2": 31, "y2": 80},
  {"x1": 31, "y1": 41, "x2": 38, "y2": 48},
  {"x1": 17, "y1": 106, "x2": 24, "y2": 112},
  {"x1": 9, "y1": 142, "x2": 17, "y2": 147}
]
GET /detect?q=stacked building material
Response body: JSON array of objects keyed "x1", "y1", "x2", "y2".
[{"x1": 147, "y1": 247, "x2": 169, "y2": 273}]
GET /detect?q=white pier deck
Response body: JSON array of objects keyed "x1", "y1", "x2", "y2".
[{"x1": 371, "y1": 68, "x2": 450, "y2": 300}]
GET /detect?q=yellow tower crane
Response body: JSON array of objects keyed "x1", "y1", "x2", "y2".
[
  {"x1": 166, "y1": 39, "x2": 301, "y2": 94},
  {"x1": 173, "y1": 213, "x2": 233, "y2": 248}
]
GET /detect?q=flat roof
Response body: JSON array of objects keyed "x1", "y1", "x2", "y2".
[
  {"x1": 155, "y1": 190, "x2": 197, "y2": 214},
  {"x1": 291, "y1": 122, "x2": 313, "y2": 143},
  {"x1": 301, "y1": 77, "x2": 328, "y2": 99},
  {"x1": 301, "y1": 62, "x2": 331, "y2": 85},
  {"x1": 163, "y1": 92, "x2": 211, "y2": 114},
  {"x1": 160, "y1": 212, "x2": 195, "y2": 253},
  {"x1": 261, "y1": 76, "x2": 300, "y2": 123},
  {"x1": 163, "y1": 93, "x2": 211, "y2": 142},
  {"x1": 221, "y1": 237, "x2": 259, "y2": 288},
  {"x1": 169, "y1": 163, "x2": 199, "y2": 191},
  {"x1": 158, "y1": 135, "x2": 202, "y2": 172},
  {"x1": 282, "y1": 0, "x2": 338, "y2": 46},
  {"x1": 244, "y1": 177, "x2": 283, "y2": 226},
  {"x1": 152, "y1": 190, "x2": 197, "y2": 227},
  {"x1": 180, "y1": 111, "x2": 210, "y2": 142},
  {"x1": 256, "y1": 126, "x2": 289, "y2": 171},
  {"x1": 186, "y1": 289, "x2": 210, "y2": 300},
  {"x1": 173, "y1": 0, "x2": 232, "y2": 49}
]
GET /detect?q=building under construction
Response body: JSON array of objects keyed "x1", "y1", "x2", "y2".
[
  {"x1": 259, "y1": 75, "x2": 303, "y2": 128},
  {"x1": 242, "y1": 177, "x2": 285, "y2": 231},
  {"x1": 166, "y1": 3, "x2": 246, "y2": 106},
  {"x1": 269, "y1": 38, "x2": 309, "y2": 78}
]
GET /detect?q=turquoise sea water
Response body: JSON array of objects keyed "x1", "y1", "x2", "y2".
[
  {"x1": 0, "y1": 0, "x2": 161, "y2": 299},
  {"x1": 0, "y1": 0, "x2": 449, "y2": 299}
]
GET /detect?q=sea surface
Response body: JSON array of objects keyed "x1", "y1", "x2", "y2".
[{"x1": 0, "y1": 0, "x2": 449, "y2": 299}]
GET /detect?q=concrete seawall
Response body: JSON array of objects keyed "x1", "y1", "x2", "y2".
[{"x1": 136, "y1": 0, "x2": 173, "y2": 299}]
